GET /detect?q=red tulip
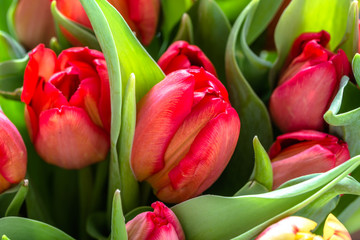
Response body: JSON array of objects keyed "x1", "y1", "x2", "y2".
[
  {"x1": 0, "y1": 111, "x2": 27, "y2": 193},
  {"x1": 21, "y1": 44, "x2": 110, "y2": 169},
  {"x1": 126, "y1": 201, "x2": 185, "y2": 240},
  {"x1": 55, "y1": 0, "x2": 160, "y2": 46},
  {"x1": 14, "y1": 0, "x2": 55, "y2": 49},
  {"x1": 131, "y1": 68, "x2": 240, "y2": 203},
  {"x1": 269, "y1": 30, "x2": 350, "y2": 133},
  {"x1": 268, "y1": 130, "x2": 350, "y2": 189},
  {"x1": 158, "y1": 41, "x2": 217, "y2": 77}
]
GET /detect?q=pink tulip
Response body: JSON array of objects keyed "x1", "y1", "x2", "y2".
[
  {"x1": 269, "y1": 30, "x2": 350, "y2": 133},
  {"x1": 131, "y1": 68, "x2": 240, "y2": 203},
  {"x1": 158, "y1": 41, "x2": 217, "y2": 77},
  {"x1": 0, "y1": 111, "x2": 27, "y2": 193},
  {"x1": 269, "y1": 130, "x2": 350, "y2": 189},
  {"x1": 21, "y1": 44, "x2": 110, "y2": 169},
  {"x1": 55, "y1": 0, "x2": 160, "y2": 46},
  {"x1": 14, "y1": 0, "x2": 55, "y2": 49},
  {"x1": 126, "y1": 201, "x2": 185, "y2": 240},
  {"x1": 256, "y1": 213, "x2": 351, "y2": 240}
]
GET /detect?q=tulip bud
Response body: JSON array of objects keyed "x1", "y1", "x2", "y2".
[
  {"x1": 14, "y1": 0, "x2": 55, "y2": 49},
  {"x1": 268, "y1": 130, "x2": 350, "y2": 189},
  {"x1": 269, "y1": 30, "x2": 350, "y2": 133},
  {"x1": 55, "y1": 0, "x2": 160, "y2": 46},
  {"x1": 158, "y1": 41, "x2": 217, "y2": 77},
  {"x1": 131, "y1": 68, "x2": 240, "y2": 203},
  {"x1": 126, "y1": 201, "x2": 185, "y2": 240},
  {"x1": 0, "y1": 111, "x2": 27, "y2": 193},
  {"x1": 256, "y1": 213, "x2": 351, "y2": 240},
  {"x1": 21, "y1": 44, "x2": 110, "y2": 169}
]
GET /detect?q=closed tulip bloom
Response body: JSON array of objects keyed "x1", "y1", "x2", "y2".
[
  {"x1": 0, "y1": 111, "x2": 27, "y2": 193},
  {"x1": 256, "y1": 213, "x2": 351, "y2": 240},
  {"x1": 269, "y1": 30, "x2": 350, "y2": 133},
  {"x1": 269, "y1": 130, "x2": 350, "y2": 189},
  {"x1": 131, "y1": 68, "x2": 240, "y2": 203},
  {"x1": 14, "y1": 0, "x2": 55, "y2": 49},
  {"x1": 158, "y1": 41, "x2": 217, "y2": 77},
  {"x1": 55, "y1": 0, "x2": 160, "y2": 46},
  {"x1": 126, "y1": 201, "x2": 185, "y2": 240},
  {"x1": 21, "y1": 44, "x2": 110, "y2": 169}
]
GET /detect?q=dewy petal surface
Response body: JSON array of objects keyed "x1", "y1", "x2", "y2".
[{"x1": 35, "y1": 106, "x2": 109, "y2": 169}]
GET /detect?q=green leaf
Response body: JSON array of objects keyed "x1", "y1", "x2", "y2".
[
  {"x1": 271, "y1": 0, "x2": 351, "y2": 85},
  {"x1": 251, "y1": 136, "x2": 273, "y2": 190},
  {"x1": 215, "y1": 0, "x2": 250, "y2": 23},
  {"x1": 0, "y1": 217, "x2": 75, "y2": 240},
  {"x1": 5, "y1": 179, "x2": 28, "y2": 217},
  {"x1": 172, "y1": 155, "x2": 360, "y2": 240},
  {"x1": 86, "y1": 212, "x2": 108, "y2": 240},
  {"x1": 0, "y1": 31, "x2": 25, "y2": 62},
  {"x1": 161, "y1": 0, "x2": 194, "y2": 39},
  {"x1": 110, "y1": 190, "x2": 127, "y2": 240},
  {"x1": 124, "y1": 206, "x2": 153, "y2": 222},
  {"x1": 0, "y1": 0, "x2": 12, "y2": 33},
  {"x1": 337, "y1": 1, "x2": 359, "y2": 60},
  {"x1": 353, "y1": 53, "x2": 360, "y2": 86},
  {"x1": 2, "y1": 235, "x2": 10, "y2": 240},
  {"x1": 173, "y1": 14, "x2": 194, "y2": 44},
  {"x1": 51, "y1": 1, "x2": 100, "y2": 51},
  {"x1": 118, "y1": 74, "x2": 139, "y2": 213},
  {"x1": 209, "y1": 0, "x2": 272, "y2": 195},
  {"x1": 188, "y1": 0, "x2": 231, "y2": 82}
]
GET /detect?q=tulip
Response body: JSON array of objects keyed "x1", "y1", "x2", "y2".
[
  {"x1": 55, "y1": 0, "x2": 160, "y2": 46},
  {"x1": 0, "y1": 111, "x2": 27, "y2": 193},
  {"x1": 21, "y1": 44, "x2": 110, "y2": 169},
  {"x1": 268, "y1": 130, "x2": 350, "y2": 189},
  {"x1": 255, "y1": 213, "x2": 351, "y2": 240},
  {"x1": 14, "y1": 0, "x2": 55, "y2": 49},
  {"x1": 126, "y1": 201, "x2": 185, "y2": 240},
  {"x1": 131, "y1": 68, "x2": 240, "y2": 203},
  {"x1": 269, "y1": 30, "x2": 350, "y2": 133},
  {"x1": 158, "y1": 41, "x2": 217, "y2": 77}
]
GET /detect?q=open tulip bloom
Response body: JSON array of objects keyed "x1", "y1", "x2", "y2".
[{"x1": 3, "y1": 0, "x2": 360, "y2": 239}]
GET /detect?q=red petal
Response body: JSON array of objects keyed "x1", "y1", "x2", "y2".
[
  {"x1": 270, "y1": 62, "x2": 337, "y2": 132},
  {"x1": 34, "y1": 106, "x2": 109, "y2": 169},
  {"x1": 131, "y1": 70, "x2": 195, "y2": 181},
  {"x1": 56, "y1": 0, "x2": 92, "y2": 29}
]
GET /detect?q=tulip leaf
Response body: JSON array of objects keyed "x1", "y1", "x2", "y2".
[
  {"x1": 160, "y1": 0, "x2": 194, "y2": 40},
  {"x1": 271, "y1": 0, "x2": 351, "y2": 85},
  {"x1": 173, "y1": 14, "x2": 194, "y2": 44},
  {"x1": 188, "y1": 0, "x2": 231, "y2": 82},
  {"x1": 337, "y1": 1, "x2": 359, "y2": 60},
  {"x1": 0, "y1": 217, "x2": 75, "y2": 240},
  {"x1": 0, "y1": 0, "x2": 12, "y2": 33},
  {"x1": 214, "y1": 0, "x2": 250, "y2": 23},
  {"x1": 51, "y1": 1, "x2": 100, "y2": 51},
  {"x1": 86, "y1": 212, "x2": 108, "y2": 240},
  {"x1": 110, "y1": 190, "x2": 128, "y2": 240},
  {"x1": 172, "y1": 155, "x2": 360, "y2": 240},
  {"x1": 118, "y1": 73, "x2": 139, "y2": 213},
  {"x1": 5, "y1": 179, "x2": 28, "y2": 217},
  {"x1": 343, "y1": 201, "x2": 360, "y2": 233},
  {"x1": 209, "y1": 0, "x2": 272, "y2": 195},
  {"x1": 353, "y1": 53, "x2": 360, "y2": 87}
]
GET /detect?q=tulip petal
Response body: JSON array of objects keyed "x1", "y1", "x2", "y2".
[
  {"x1": 272, "y1": 145, "x2": 336, "y2": 189},
  {"x1": 21, "y1": 44, "x2": 57, "y2": 104},
  {"x1": 0, "y1": 113, "x2": 27, "y2": 183},
  {"x1": 56, "y1": 0, "x2": 92, "y2": 29},
  {"x1": 131, "y1": 70, "x2": 195, "y2": 181},
  {"x1": 156, "y1": 107, "x2": 240, "y2": 202},
  {"x1": 34, "y1": 106, "x2": 109, "y2": 169},
  {"x1": 323, "y1": 214, "x2": 351, "y2": 240},
  {"x1": 255, "y1": 216, "x2": 317, "y2": 240},
  {"x1": 270, "y1": 62, "x2": 337, "y2": 132}
]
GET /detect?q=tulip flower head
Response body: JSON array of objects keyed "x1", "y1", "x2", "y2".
[
  {"x1": 255, "y1": 213, "x2": 351, "y2": 240},
  {"x1": 131, "y1": 68, "x2": 240, "y2": 203},
  {"x1": 126, "y1": 201, "x2": 185, "y2": 240},
  {"x1": 0, "y1": 111, "x2": 27, "y2": 193},
  {"x1": 21, "y1": 44, "x2": 110, "y2": 169},
  {"x1": 269, "y1": 130, "x2": 350, "y2": 189},
  {"x1": 269, "y1": 30, "x2": 350, "y2": 133},
  {"x1": 55, "y1": 0, "x2": 160, "y2": 46},
  {"x1": 158, "y1": 41, "x2": 217, "y2": 77}
]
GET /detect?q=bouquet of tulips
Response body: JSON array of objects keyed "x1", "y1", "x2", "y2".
[{"x1": 1, "y1": 0, "x2": 360, "y2": 239}]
